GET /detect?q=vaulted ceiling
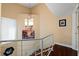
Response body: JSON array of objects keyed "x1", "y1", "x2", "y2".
[
  {"x1": 46, "y1": 3, "x2": 76, "y2": 16},
  {"x1": 20, "y1": 3, "x2": 38, "y2": 8},
  {"x1": 20, "y1": 3, "x2": 77, "y2": 16}
]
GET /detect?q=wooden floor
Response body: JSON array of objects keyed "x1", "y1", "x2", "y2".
[
  {"x1": 49, "y1": 44, "x2": 77, "y2": 56},
  {"x1": 31, "y1": 44, "x2": 77, "y2": 56}
]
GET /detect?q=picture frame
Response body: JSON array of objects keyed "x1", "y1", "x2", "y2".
[
  {"x1": 22, "y1": 26, "x2": 35, "y2": 39},
  {"x1": 59, "y1": 19, "x2": 66, "y2": 27}
]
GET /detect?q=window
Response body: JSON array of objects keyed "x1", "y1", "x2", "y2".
[
  {"x1": 24, "y1": 17, "x2": 33, "y2": 26},
  {"x1": 1, "y1": 17, "x2": 16, "y2": 40},
  {"x1": 22, "y1": 16, "x2": 35, "y2": 39},
  {"x1": 25, "y1": 18, "x2": 28, "y2": 26}
]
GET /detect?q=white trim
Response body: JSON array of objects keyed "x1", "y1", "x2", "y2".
[
  {"x1": 72, "y1": 4, "x2": 79, "y2": 51},
  {"x1": 72, "y1": 4, "x2": 79, "y2": 13},
  {"x1": 54, "y1": 42, "x2": 72, "y2": 48},
  {"x1": 0, "y1": 17, "x2": 2, "y2": 41},
  {"x1": 54, "y1": 42, "x2": 78, "y2": 51},
  {"x1": 76, "y1": 10, "x2": 78, "y2": 51}
]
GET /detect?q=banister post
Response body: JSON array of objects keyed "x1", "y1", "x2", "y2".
[{"x1": 41, "y1": 39, "x2": 43, "y2": 56}]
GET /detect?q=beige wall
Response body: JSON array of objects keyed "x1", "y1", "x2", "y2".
[
  {"x1": 31, "y1": 4, "x2": 56, "y2": 37},
  {"x1": 1, "y1": 3, "x2": 72, "y2": 46},
  {"x1": 1, "y1": 3, "x2": 40, "y2": 39},
  {"x1": 31, "y1": 4, "x2": 72, "y2": 46},
  {"x1": 16, "y1": 14, "x2": 40, "y2": 55},
  {"x1": 1, "y1": 3, "x2": 30, "y2": 39},
  {"x1": 16, "y1": 14, "x2": 28, "y2": 39},
  {"x1": 0, "y1": 3, "x2": 72, "y2": 56},
  {"x1": 1, "y1": 4, "x2": 40, "y2": 55},
  {"x1": 0, "y1": 4, "x2": 1, "y2": 17},
  {"x1": 17, "y1": 14, "x2": 40, "y2": 39},
  {"x1": 1, "y1": 3, "x2": 30, "y2": 56},
  {"x1": 1, "y1": 3, "x2": 30, "y2": 19},
  {"x1": 55, "y1": 16, "x2": 72, "y2": 45}
]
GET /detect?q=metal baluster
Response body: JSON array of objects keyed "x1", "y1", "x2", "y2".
[{"x1": 41, "y1": 39, "x2": 43, "y2": 56}]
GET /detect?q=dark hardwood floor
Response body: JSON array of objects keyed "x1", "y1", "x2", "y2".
[
  {"x1": 49, "y1": 44, "x2": 77, "y2": 56},
  {"x1": 31, "y1": 44, "x2": 77, "y2": 56}
]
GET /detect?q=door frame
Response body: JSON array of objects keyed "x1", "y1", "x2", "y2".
[{"x1": 72, "y1": 4, "x2": 79, "y2": 50}]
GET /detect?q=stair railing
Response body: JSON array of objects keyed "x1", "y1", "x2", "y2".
[{"x1": 0, "y1": 34, "x2": 54, "y2": 56}]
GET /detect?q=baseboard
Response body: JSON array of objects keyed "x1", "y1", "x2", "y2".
[
  {"x1": 72, "y1": 48, "x2": 78, "y2": 51},
  {"x1": 54, "y1": 42, "x2": 78, "y2": 51}
]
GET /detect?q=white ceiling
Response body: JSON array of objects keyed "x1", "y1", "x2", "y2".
[
  {"x1": 46, "y1": 3, "x2": 76, "y2": 16},
  {"x1": 20, "y1": 3, "x2": 38, "y2": 8},
  {"x1": 20, "y1": 3, "x2": 77, "y2": 16}
]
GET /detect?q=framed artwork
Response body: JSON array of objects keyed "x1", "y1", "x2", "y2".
[
  {"x1": 59, "y1": 19, "x2": 66, "y2": 27},
  {"x1": 22, "y1": 26, "x2": 35, "y2": 39}
]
